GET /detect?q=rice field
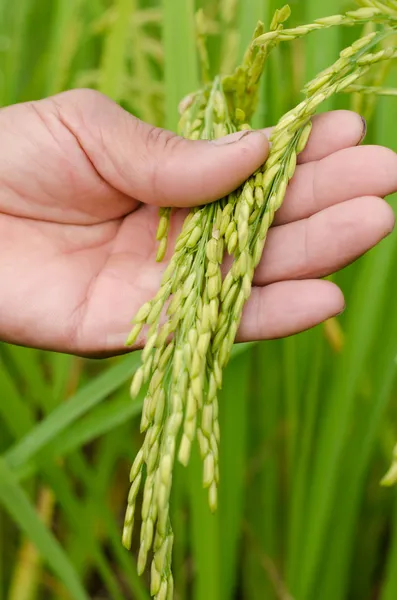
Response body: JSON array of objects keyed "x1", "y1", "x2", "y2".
[{"x1": 1, "y1": 1, "x2": 397, "y2": 599}]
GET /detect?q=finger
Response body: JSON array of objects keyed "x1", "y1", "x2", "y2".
[
  {"x1": 237, "y1": 280, "x2": 344, "y2": 341},
  {"x1": 254, "y1": 196, "x2": 395, "y2": 285},
  {"x1": 51, "y1": 89, "x2": 269, "y2": 208},
  {"x1": 274, "y1": 144, "x2": 397, "y2": 225},
  {"x1": 263, "y1": 110, "x2": 366, "y2": 164}
]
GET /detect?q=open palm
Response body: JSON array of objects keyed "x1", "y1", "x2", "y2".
[{"x1": 0, "y1": 89, "x2": 396, "y2": 356}]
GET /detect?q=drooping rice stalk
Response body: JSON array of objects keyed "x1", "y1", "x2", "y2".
[{"x1": 122, "y1": 2, "x2": 397, "y2": 597}]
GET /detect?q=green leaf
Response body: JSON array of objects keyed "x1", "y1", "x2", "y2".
[
  {"x1": 163, "y1": 0, "x2": 199, "y2": 130},
  {"x1": 4, "y1": 354, "x2": 140, "y2": 473},
  {"x1": 218, "y1": 350, "x2": 251, "y2": 600},
  {"x1": 98, "y1": 0, "x2": 135, "y2": 100},
  {"x1": 0, "y1": 458, "x2": 89, "y2": 600}
]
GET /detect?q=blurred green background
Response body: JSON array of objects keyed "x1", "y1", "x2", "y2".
[{"x1": 1, "y1": 0, "x2": 397, "y2": 599}]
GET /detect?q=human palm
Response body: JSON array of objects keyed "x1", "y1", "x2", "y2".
[{"x1": 0, "y1": 89, "x2": 396, "y2": 356}]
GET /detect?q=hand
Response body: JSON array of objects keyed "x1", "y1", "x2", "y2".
[{"x1": 0, "y1": 89, "x2": 395, "y2": 356}]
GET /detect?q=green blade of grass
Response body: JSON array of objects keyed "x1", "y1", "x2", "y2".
[
  {"x1": 170, "y1": 463, "x2": 189, "y2": 598},
  {"x1": 98, "y1": 0, "x2": 134, "y2": 101},
  {"x1": 0, "y1": 0, "x2": 32, "y2": 105},
  {"x1": 316, "y1": 66, "x2": 397, "y2": 600},
  {"x1": 43, "y1": 463, "x2": 125, "y2": 599},
  {"x1": 3, "y1": 354, "x2": 140, "y2": 473},
  {"x1": 188, "y1": 344, "x2": 256, "y2": 600},
  {"x1": 44, "y1": 0, "x2": 84, "y2": 95},
  {"x1": 319, "y1": 349, "x2": 397, "y2": 600},
  {"x1": 282, "y1": 336, "x2": 299, "y2": 482},
  {"x1": 218, "y1": 349, "x2": 251, "y2": 600},
  {"x1": 188, "y1": 444, "x2": 220, "y2": 600},
  {"x1": 57, "y1": 448, "x2": 149, "y2": 599},
  {"x1": 317, "y1": 263, "x2": 397, "y2": 600},
  {"x1": 381, "y1": 490, "x2": 397, "y2": 600},
  {"x1": 297, "y1": 240, "x2": 397, "y2": 599},
  {"x1": 242, "y1": 340, "x2": 283, "y2": 600},
  {"x1": 0, "y1": 360, "x2": 35, "y2": 439},
  {"x1": 49, "y1": 353, "x2": 78, "y2": 406},
  {"x1": 286, "y1": 330, "x2": 324, "y2": 589},
  {"x1": 1, "y1": 345, "x2": 52, "y2": 412},
  {"x1": 13, "y1": 346, "x2": 252, "y2": 483},
  {"x1": 297, "y1": 60, "x2": 397, "y2": 600},
  {"x1": 163, "y1": 0, "x2": 199, "y2": 131},
  {"x1": 47, "y1": 393, "x2": 143, "y2": 460},
  {"x1": 0, "y1": 458, "x2": 89, "y2": 600},
  {"x1": 13, "y1": 394, "x2": 143, "y2": 483},
  {"x1": 9, "y1": 0, "x2": 56, "y2": 102}
]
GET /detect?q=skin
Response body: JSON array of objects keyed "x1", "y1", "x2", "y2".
[{"x1": 0, "y1": 88, "x2": 396, "y2": 357}]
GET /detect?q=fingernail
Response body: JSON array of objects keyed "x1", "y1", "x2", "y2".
[
  {"x1": 211, "y1": 130, "x2": 260, "y2": 145},
  {"x1": 357, "y1": 116, "x2": 367, "y2": 145}
]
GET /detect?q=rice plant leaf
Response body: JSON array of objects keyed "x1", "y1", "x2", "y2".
[
  {"x1": 41, "y1": 462, "x2": 129, "y2": 600},
  {"x1": 218, "y1": 349, "x2": 251, "y2": 600},
  {"x1": 0, "y1": 356, "x2": 35, "y2": 439},
  {"x1": 3, "y1": 354, "x2": 140, "y2": 472},
  {"x1": 319, "y1": 335, "x2": 397, "y2": 600},
  {"x1": 188, "y1": 444, "x2": 220, "y2": 600},
  {"x1": 48, "y1": 393, "x2": 143, "y2": 459},
  {"x1": 13, "y1": 347, "x2": 251, "y2": 483},
  {"x1": 381, "y1": 491, "x2": 397, "y2": 600},
  {"x1": 163, "y1": 0, "x2": 199, "y2": 131},
  {"x1": 1, "y1": 345, "x2": 52, "y2": 411},
  {"x1": 45, "y1": 0, "x2": 84, "y2": 95},
  {"x1": 99, "y1": 0, "x2": 134, "y2": 100},
  {"x1": 0, "y1": 0, "x2": 32, "y2": 105},
  {"x1": 286, "y1": 331, "x2": 324, "y2": 589},
  {"x1": 297, "y1": 240, "x2": 397, "y2": 599},
  {"x1": 51, "y1": 449, "x2": 149, "y2": 599},
  {"x1": 242, "y1": 340, "x2": 283, "y2": 600},
  {"x1": 0, "y1": 458, "x2": 89, "y2": 600}
]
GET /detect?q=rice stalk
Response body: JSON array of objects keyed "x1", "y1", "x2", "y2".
[{"x1": 122, "y1": 2, "x2": 397, "y2": 597}]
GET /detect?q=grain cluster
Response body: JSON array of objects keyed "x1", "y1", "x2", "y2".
[{"x1": 123, "y1": 2, "x2": 397, "y2": 597}]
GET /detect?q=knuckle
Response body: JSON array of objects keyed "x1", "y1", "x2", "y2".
[
  {"x1": 145, "y1": 125, "x2": 181, "y2": 153},
  {"x1": 55, "y1": 87, "x2": 106, "y2": 107},
  {"x1": 143, "y1": 126, "x2": 185, "y2": 204},
  {"x1": 49, "y1": 89, "x2": 113, "y2": 129}
]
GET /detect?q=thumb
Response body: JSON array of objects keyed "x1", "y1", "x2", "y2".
[{"x1": 52, "y1": 89, "x2": 269, "y2": 207}]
